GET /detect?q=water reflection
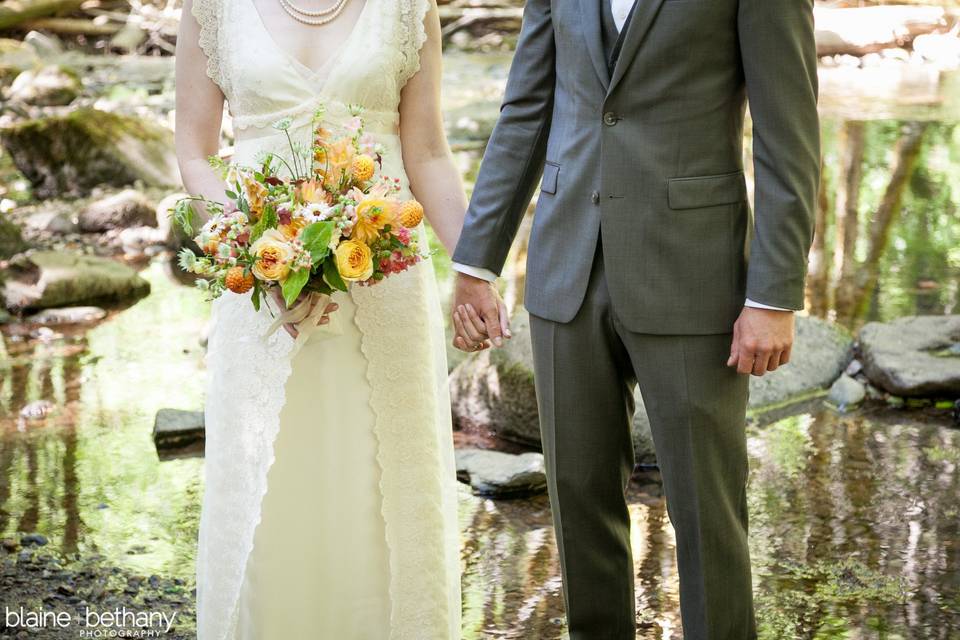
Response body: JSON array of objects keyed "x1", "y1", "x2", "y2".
[
  {"x1": 460, "y1": 408, "x2": 960, "y2": 639},
  {"x1": 1, "y1": 263, "x2": 958, "y2": 638}
]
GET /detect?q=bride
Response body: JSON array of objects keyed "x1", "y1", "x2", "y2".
[{"x1": 174, "y1": 0, "x2": 482, "y2": 636}]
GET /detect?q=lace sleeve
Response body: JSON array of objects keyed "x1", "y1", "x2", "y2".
[
  {"x1": 191, "y1": 0, "x2": 227, "y2": 93},
  {"x1": 397, "y1": 0, "x2": 432, "y2": 90}
]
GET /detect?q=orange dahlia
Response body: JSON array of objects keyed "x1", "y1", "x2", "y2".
[
  {"x1": 397, "y1": 200, "x2": 424, "y2": 228},
  {"x1": 351, "y1": 155, "x2": 375, "y2": 183},
  {"x1": 225, "y1": 266, "x2": 255, "y2": 294}
]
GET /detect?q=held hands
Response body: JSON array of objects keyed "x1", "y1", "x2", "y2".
[
  {"x1": 727, "y1": 306, "x2": 795, "y2": 376},
  {"x1": 451, "y1": 273, "x2": 512, "y2": 352},
  {"x1": 267, "y1": 287, "x2": 339, "y2": 340}
]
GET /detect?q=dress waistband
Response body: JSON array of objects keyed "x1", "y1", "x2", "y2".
[{"x1": 232, "y1": 96, "x2": 400, "y2": 140}]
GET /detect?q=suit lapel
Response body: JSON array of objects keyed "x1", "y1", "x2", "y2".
[
  {"x1": 578, "y1": 0, "x2": 610, "y2": 89},
  {"x1": 607, "y1": 0, "x2": 666, "y2": 95}
]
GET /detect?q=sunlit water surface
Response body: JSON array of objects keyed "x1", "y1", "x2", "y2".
[{"x1": 1, "y1": 263, "x2": 958, "y2": 639}]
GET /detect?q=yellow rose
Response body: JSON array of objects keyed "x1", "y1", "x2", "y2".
[
  {"x1": 335, "y1": 239, "x2": 374, "y2": 282},
  {"x1": 250, "y1": 229, "x2": 295, "y2": 282},
  {"x1": 352, "y1": 198, "x2": 397, "y2": 244}
]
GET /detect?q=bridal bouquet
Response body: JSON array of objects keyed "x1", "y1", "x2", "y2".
[{"x1": 172, "y1": 108, "x2": 426, "y2": 321}]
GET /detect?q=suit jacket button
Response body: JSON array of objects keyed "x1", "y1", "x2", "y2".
[
  {"x1": 603, "y1": 112, "x2": 618, "y2": 126},
  {"x1": 591, "y1": 191, "x2": 600, "y2": 204}
]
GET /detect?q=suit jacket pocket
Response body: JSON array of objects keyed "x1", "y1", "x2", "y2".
[
  {"x1": 541, "y1": 161, "x2": 560, "y2": 195},
  {"x1": 667, "y1": 170, "x2": 746, "y2": 210}
]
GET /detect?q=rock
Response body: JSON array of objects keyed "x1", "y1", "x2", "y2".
[
  {"x1": 828, "y1": 374, "x2": 866, "y2": 409},
  {"x1": 860, "y1": 315, "x2": 960, "y2": 397},
  {"x1": 153, "y1": 409, "x2": 205, "y2": 451},
  {"x1": 2, "y1": 251, "x2": 150, "y2": 311},
  {"x1": 6, "y1": 66, "x2": 80, "y2": 107},
  {"x1": 116, "y1": 226, "x2": 167, "y2": 254},
  {"x1": 0, "y1": 308, "x2": 11, "y2": 324},
  {"x1": 78, "y1": 190, "x2": 157, "y2": 232},
  {"x1": 455, "y1": 448, "x2": 547, "y2": 497},
  {"x1": 19, "y1": 400, "x2": 54, "y2": 419},
  {"x1": 20, "y1": 533, "x2": 48, "y2": 547},
  {"x1": 0, "y1": 108, "x2": 179, "y2": 199},
  {"x1": 1, "y1": 538, "x2": 18, "y2": 552},
  {"x1": 27, "y1": 306, "x2": 106, "y2": 325},
  {"x1": 0, "y1": 215, "x2": 26, "y2": 259},
  {"x1": 449, "y1": 307, "x2": 656, "y2": 463},
  {"x1": 748, "y1": 315, "x2": 855, "y2": 410},
  {"x1": 24, "y1": 209, "x2": 78, "y2": 235}
]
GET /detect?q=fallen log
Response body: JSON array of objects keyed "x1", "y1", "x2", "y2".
[
  {"x1": 0, "y1": 0, "x2": 85, "y2": 31},
  {"x1": 17, "y1": 17, "x2": 120, "y2": 36},
  {"x1": 815, "y1": 5, "x2": 947, "y2": 57}
]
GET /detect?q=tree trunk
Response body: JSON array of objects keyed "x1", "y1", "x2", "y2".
[
  {"x1": 848, "y1": 122, "x2": 929, "y2": 324},
  {"x1": 806, "y1": 156, "x2": 831, "y2": 318},
  {"x1": 0, "y1": 0, "x2": 85, "y2": 31},
  {"x1": 832, "y1": 120, "x2": 866, "y2": 323}
]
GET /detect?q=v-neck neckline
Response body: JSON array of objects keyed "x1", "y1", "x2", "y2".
[{"x1": 247, "y1": 0, "x2": 373, "y2": 83}]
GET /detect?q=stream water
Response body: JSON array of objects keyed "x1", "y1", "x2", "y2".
[{"x1": 1, "y1": 262, "x2": 958, "y2": 639}]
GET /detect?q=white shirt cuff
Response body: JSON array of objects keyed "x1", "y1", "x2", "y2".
[
  {"x1": 452, "y1": 262, "x2": 498, "y2": 283},
  {"x1": 744, "y1": 298, "x2": 792, "y2": 312}
]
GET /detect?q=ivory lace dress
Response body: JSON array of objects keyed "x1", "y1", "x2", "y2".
[{"x1": 189, "y1": 1, "x2": 461, "y2": 637}]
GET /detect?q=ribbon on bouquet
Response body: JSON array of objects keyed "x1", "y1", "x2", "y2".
[{"x1": 263, "y1": 290, "x2": 343, "y2": 356}]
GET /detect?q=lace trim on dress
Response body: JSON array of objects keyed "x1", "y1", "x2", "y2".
[
  {"x1": 232, "y1": 95, "x2": 400, "y2": 133},
  {"x1": 191, "y1": 0, "x2": 227, "y2": 93},
  {"x1": 352, "y1": 260, "x2": 455, "y2": 639},
  {"x1": 397, "y1": 0, "x2": 432, "y2": 91},
  {"x1": 196, "y1": 292, "x2": 295, "y2": 640}
]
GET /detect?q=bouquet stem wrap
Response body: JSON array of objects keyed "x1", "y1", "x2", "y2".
[{"x1": 263, "y1": 291, "x2": 342, "y2": 355}]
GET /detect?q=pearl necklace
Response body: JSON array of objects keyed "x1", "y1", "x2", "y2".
[{"x1": 277, "y1": 0, "x2": 350, "y2": 25}]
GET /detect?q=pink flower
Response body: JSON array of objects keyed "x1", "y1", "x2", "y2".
[{"x1": 277, "y1": 207, "x2": 292, "y2": 225}]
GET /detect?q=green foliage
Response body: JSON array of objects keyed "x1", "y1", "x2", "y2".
[
  {"x1": 300, "y1": 221, "x2": 335, "y2": 262},
  {"x1": 322, "y1": 257, "x2": 347, "y2": 292},
  {"x1": 281, "y1": 267, "x2": 310, "y2": 308}
]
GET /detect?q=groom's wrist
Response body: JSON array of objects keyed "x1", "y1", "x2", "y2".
[{"x1": 452, "y1": 262, "x2": 498, "y2": 283}]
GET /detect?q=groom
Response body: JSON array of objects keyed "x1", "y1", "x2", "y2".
[{"x1": 451, "y1": 0, "x2": 819, "y2": 637}]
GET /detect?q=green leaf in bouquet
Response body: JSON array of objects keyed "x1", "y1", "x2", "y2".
[
  {"x1": 282, "y1": 267, "x2": 311, "y2": 307},
  {"x1": 301, "y1": 221, "x2": 335, "y2": 262},
  {"x1": 225, "y1": 189, "x2": 238, "y2": 200},
  {"x1": 249, "y1": 205, "x2": 278, "y2": 244},
  {"x1": 322, "y1": 257, "x2": 348, "y2": 292},
  {"x1": 173, "y1": 199, "x2": 197, "y2": 235},
  {"x1": 251, "y1": 280, "x2": 262, "y2": 312}
]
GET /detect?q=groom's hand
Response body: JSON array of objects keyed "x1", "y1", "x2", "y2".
[
  {"x1": 727, "y1": 307, "x2": 795, "y2": 376},
  {"x1": 452, "y1": 273, "x2": 511, "y2": 352}
]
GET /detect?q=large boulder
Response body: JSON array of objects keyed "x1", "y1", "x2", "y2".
[
  {"x1": 78, "y1": 189, "x2": 157, "y2": 232},
  {"x1": 0, "y1": 108, "x2": 179, "y2": 199},
  {"x1": 6, "y1": 66, "x2": 80, "y2": 107},
  {"x1": 747, "y1": 315, "x2": 855, "y2": 410},
  {"x1": 450, "y1": 310, "x2": 853, "y2": 464},
  {"x1": 859, "y1": 315, "x2": 960, "y2": 397},
  {"x1": 2, "y1": 250, "x2": 150, "y2": 311},
  {"x1": 449, "y1": 307, "x2": 656, "y2": 463}
]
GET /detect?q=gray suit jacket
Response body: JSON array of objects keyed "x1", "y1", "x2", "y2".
[{"x1": 452, "y1": 0, "x2": 821, "y2": 334}]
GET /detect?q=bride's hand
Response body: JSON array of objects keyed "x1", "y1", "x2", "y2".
[{"x1": 267, "y1": 288, "x2": 339, "y2": 339}]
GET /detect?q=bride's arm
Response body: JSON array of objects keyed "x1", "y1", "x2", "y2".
[
  {"x1": 398, "y1": 1, "x2": 467, "y2": 256},
  {"x1": 175, "y1": 0, "x2": 231, "y2": 217}
]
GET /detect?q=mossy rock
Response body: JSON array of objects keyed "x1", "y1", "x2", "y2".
[
  {"x1": 0, "y1": 108, "x2": 179, "y2": 199},
  {"x1": 2, "y1": 250, "x2": 150, "y2": 311},
  {"x1": 448, "y1": 306, "x2": 657, "y2": 464},
  {"x1": 0, "y1": 214, "x2": 27, "y2": 259},
  {"x1": 7, "y1": 65, "x2": 81, "y2": 107}
]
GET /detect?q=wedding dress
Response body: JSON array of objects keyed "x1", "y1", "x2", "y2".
[{"x1": 189, "y1": 0, "x2": 461, "y2": 637}]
